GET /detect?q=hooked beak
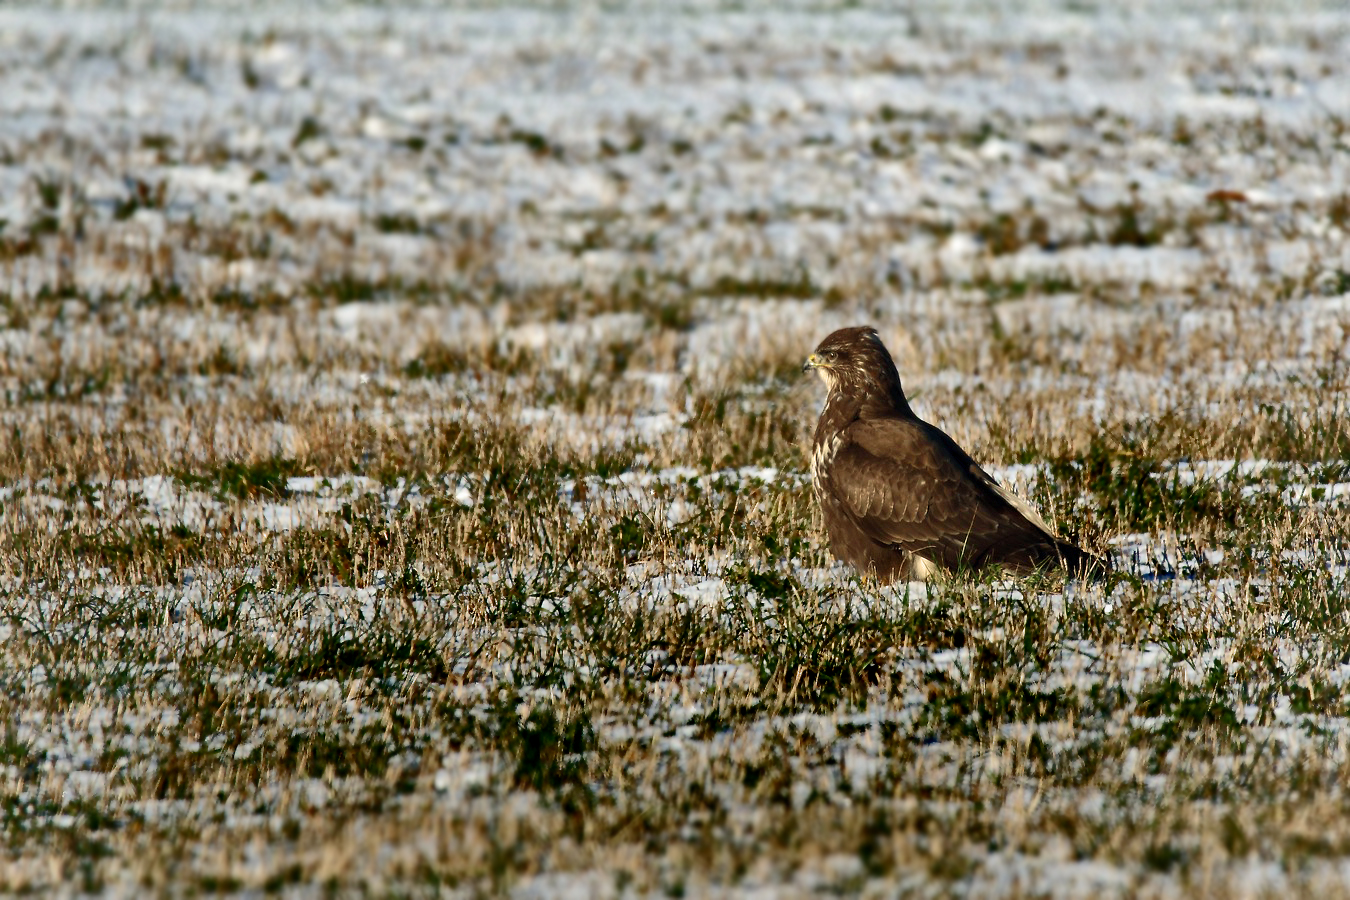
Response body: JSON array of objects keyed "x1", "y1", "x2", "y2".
[{"x1": 802, "y1": 353, "x2": 821, "y2": 373}]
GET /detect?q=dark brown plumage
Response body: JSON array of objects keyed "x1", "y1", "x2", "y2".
[{"x1": 804, "y1": 325, "x2": 1102, "y2": 582}]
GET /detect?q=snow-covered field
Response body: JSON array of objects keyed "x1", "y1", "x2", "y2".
[{"x1": 2, "y1": 1, "x2": 1349, "y2": 896}]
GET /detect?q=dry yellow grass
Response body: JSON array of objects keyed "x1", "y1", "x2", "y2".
[{"x1": 2, "y1": 3, "x2": 1350, "y2": 897}]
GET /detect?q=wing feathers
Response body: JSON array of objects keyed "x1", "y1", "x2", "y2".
[{"x1": 823, "y1": 416, "x2": 1081, "y2": 575}]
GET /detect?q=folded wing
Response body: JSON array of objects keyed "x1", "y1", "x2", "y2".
[{"x1": 824, "y1": 417, "x2": 1089, "y2": 574}]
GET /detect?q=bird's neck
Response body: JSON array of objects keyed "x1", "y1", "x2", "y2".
[{"x1": 822, "y1": 380, "x2": 913, "y2": 427}]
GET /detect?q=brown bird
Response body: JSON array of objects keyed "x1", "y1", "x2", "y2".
[{"x1": 803, "y1": 325, "x2": 1102, "y2": 582}]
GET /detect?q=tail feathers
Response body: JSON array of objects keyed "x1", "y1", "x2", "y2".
[
  {"x1": 1054, "y1": 540, "x2": 1111, "y2": 579},
  {"x1": 994, "y1": 534, "x2": 1111, "y2": 579}
]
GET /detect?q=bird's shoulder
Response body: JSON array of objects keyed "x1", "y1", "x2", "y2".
[{"x1": 832, "y1": 413, "x2": 974, "y2": 480}]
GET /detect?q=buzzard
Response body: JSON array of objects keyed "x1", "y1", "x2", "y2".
[{"x1": 804, "y1": 325, "x2": 1101, "y2": 582}]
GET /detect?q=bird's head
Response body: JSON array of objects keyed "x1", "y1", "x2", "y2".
[{"x1": 803, "y1": 325, "x2": 910, "y2": 411}]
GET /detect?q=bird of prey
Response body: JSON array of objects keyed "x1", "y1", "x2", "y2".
[{"x1": 803, "y1": 325, "x2": 1101, "y2": 582}]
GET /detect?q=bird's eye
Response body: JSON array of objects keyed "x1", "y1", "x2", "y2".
[{"x1": 822, "y1": 349, "x2": 837, "y2": 361}]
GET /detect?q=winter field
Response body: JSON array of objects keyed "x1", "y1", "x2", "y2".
[{"x1": 1, "y1": 1, "x2": 1350, "y2": 896}]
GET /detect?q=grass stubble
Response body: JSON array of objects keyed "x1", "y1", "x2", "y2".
[{"x1": 2, "y1": 4, "x2": 1350, "y2": 898}]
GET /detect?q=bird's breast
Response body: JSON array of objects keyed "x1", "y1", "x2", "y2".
[{"x1": 810, "y1": 431, "x2": 845, "y2": 484}]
